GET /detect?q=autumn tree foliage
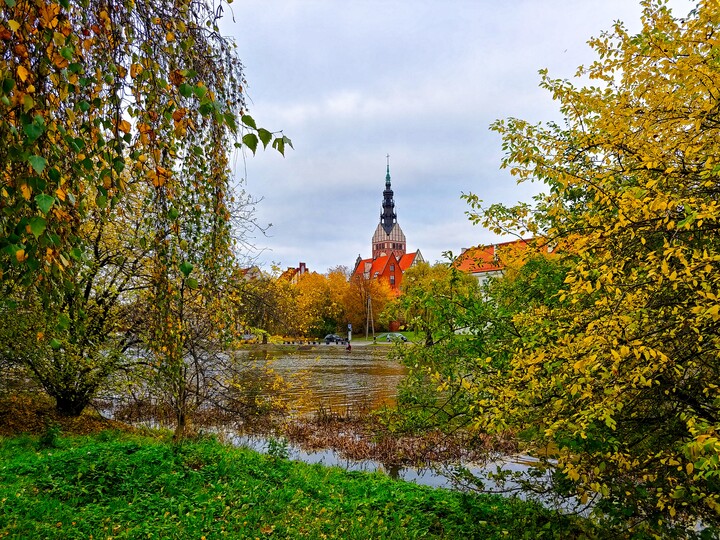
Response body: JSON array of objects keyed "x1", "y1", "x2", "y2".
[
  {"x1": 431, "y1": 2, "x2": 720, "y2": 535},
  {"x1": 388, "y1": 2, "x2": 720, "y2": 536},
  {"x1": 392, "y1": 261, "x2": 479, "y2": 346},
  {"x1": 342, "y1": 272, "x2": 394, "y2": 337},
  {"x1": 0, "y1": 0, "x2": 288, "y2": 422}
]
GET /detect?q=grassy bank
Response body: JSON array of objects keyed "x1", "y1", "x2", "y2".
[{"x1": 0, "y1": 430, "x2": 598, "y2": 539}]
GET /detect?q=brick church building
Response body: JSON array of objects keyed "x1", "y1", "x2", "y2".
[{"x1": 352, "y1": 161, "x2": 424, "y2": 291}]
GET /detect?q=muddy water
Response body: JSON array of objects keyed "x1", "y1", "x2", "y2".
[
  {"x1": 230, "y1": 346, "x2": 566, "y2": 507},
  {"x1": 235, "y1": 344, "x2": 406, "y2": 414}
]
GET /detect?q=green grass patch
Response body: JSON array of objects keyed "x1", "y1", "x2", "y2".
[{"x1": 0, "y1": 431, "x2": 597, "y2": 539}]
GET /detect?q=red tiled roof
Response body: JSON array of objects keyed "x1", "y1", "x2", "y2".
[
  {"x1": 354, "y1": 254, "x2": 396, "y2": 276},
  {"x1": 398, "y1": 252, "x2": 417, "y2": 271},
  {"x1": 454, "y1": 239, "x2": 534, "y2": 274}
]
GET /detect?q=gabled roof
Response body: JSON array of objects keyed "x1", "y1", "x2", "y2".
[
  {"x1": 239, "y1": 266, "x2": 262, "y2": 281},
  {"x1": 398, "y1": 250, "x2": 421, "y2": 271},
  {"x1": 454, "y1": 239, "x2": 534, "y2": 274},
  {"x1": 279, "y1": 267, "x2": 299, "y2": 281},
  {"x1": 353, "y1": 253, "x2": 399, "y2": 278}
]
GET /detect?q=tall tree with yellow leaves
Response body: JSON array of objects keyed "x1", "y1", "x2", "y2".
[{"x1": 452, "y1": 2, "x2": 720, "y2": 535}]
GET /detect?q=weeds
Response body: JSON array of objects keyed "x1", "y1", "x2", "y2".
[{"x1": 37, "y1": 421, "x2": 61, "y2": 449}]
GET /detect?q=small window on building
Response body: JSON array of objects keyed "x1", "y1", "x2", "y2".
[
  {"x1": 390, "y1": 275, "x2": 395, "y2": 285},
  {"x1": 390, "y1": 264, "x2": 395, "y2": 271}
]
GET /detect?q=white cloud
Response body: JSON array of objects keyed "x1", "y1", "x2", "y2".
[{"x1": 224, "y1": 0, "x2": 695, "y2": 273}]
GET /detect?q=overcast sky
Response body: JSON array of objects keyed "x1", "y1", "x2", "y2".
[{"x1": 221, "y1": 0, "x2": 694, "y2": 274}]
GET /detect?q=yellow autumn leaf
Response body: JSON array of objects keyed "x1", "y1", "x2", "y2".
[
  {"x1": 20, "y1": 184, "x2": 32, "y2": 200},
  {"x1": 8, "y1": 20, "x2": 20, "y2": 32},
  {"x1": 118, "y1": 120, "x2": 131, "y2": 134},
  {"x1": 15, "y1": 249, "x2": 27, "y2": 263},
  {"x1": 17, "y1": 65, "x2": 30, "y2": 82},
  {"x1": 130, "y1": 63, "x2": 143, "y2": 79}
]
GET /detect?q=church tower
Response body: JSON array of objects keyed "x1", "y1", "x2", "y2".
[{"x1": 372, "y1": 157, "x2": 407, "y2": 259}]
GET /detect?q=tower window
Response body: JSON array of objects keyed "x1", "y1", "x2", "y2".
[{"x1": 390, "y1": 264, "x2": 395, "y2": 271}]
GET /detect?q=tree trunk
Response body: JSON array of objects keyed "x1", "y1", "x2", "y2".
[
  {"x1": 53, "y1": 393, "x2": 89, "y2": 417},
  {"x1": 173, "y1": 409, "x2": 187, "y2": 443}
]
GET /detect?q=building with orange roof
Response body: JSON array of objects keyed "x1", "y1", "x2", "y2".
[
  {"x1": 352, "y1": 160, "x2": 423, "y2": 291},
  {"x1": 453, "y1": 238, "x2": 546, "y2": 285},
  {"x1": 279, "y1": 262, "x2": 309, "y2": 285}
]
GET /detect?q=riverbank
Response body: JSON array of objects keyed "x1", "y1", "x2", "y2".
[{"x1": 0, "y1": 429, "x2": 598, "y2": 539}]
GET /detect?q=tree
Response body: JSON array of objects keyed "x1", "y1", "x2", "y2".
[
  {"x1": 343, "y1": 273, "x2": 393, "y2": 336},
  {"x1": 392, "y1": 261, "x2": 479, "y2": 346},
  {"x1": 1, "y1": 0, "x2": 288, "y2": 418},
  {"x1": 0, "y1": 175, "x2": 151, "y2": 415},
  {"x1": 447, "y1": 2, "x2": 720, "y2": 535}
]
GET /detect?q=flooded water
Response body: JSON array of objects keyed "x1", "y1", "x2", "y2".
[
  {"x1": 235, "y1": 344, "x2": 406, "y2": 414},
  {"x1": 228, "y1": 433, "x2": 570, "y2": 509},
  {"x1": 231, "y1": 345, "x2": 573, "y2": 510}
]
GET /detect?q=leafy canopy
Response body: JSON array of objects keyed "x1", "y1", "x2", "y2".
[{"x1": 404, "y1": 1, "x2": 720, "y2": 536}]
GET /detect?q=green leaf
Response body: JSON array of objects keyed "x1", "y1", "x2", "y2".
[
  {"x1": 50, "y1": 338, "x2": 62, "y2": 350},
  {"x1": 60, "y1": 47, "x2": 74, "y2": 60},
  {"x1": 22, "y1": 95, "x2": 34, "y2": 112},
  {"x1": 56, "y1": 313, "x2": 70, "y2": 331},
  {"x1": 28, "y1": 216, "x2": 46, "y2": 238},
  {"x1": 78, "y1": 100, "x2": 90, "y2": 112},
  {"x1": 272, "y1": 137, "x2": 285, "y2": 156},
  {"x1": 193, "y1": 85, "x2": 207, "y2": 99},
  {"x1": 179, "y1": 261, "x2": 193, "y2": 277},
  {"x1": 242, "y1": 133, "x2": 258, "y2": 155},
  {"x1": 241, "y1": 115, "x2": 257, "y2": 129},
  {"x1": 258, "y1": 128, "x2": 272, "y2": 149},
  {"x1": 96, "y1": 194, "x2": 107, "y2": 208},
  {"x1": 28, "y1": 155, "x2": 46, "y2": 174},
  {"x1": 186, "y1": 277, "x2": 199, "y2": 289},
  {"x1": 35, "y1": 194, "x2": 55, "y2": 214},
  {"x1": 168, "y1": 207, "x2": 179, "y2": 220},
  {"x1": 2, "y1": 78, "x2": 14, "y2": 94},
  {"x1": 179, "y1": 83, "x2": 193, "y2": 98},
  {"x1": 23, "y1": 122, "x2": 44, "y2": 142}
]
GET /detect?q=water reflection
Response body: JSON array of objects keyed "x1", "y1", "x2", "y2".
[
  {"x1": 230, "y1": 433, "x2": 550, "y2": 494},
  {"x1": 236, "y1": 345, "x2": 406, "y2": 414}
]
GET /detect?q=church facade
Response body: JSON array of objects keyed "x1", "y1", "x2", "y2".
[{"x1": 353, "y1": 162, "x2": 424, "y2": 291}]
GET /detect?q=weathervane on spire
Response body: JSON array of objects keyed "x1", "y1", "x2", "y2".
[{"x1": 385, "y1": 153, "x2": 391, "y2": 187}]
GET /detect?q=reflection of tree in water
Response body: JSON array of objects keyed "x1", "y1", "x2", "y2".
[{"x1": 236, "y1": 346, "x2": 406, "y2": 415}]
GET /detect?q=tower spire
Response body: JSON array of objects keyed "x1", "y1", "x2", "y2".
[{"x1": 380, "y1": 156, "x2": 396, "y2": 235}]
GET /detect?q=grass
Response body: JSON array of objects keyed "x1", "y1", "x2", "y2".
[{"x1": 0, "y1": 430, "x2": 599, "y2": 539}]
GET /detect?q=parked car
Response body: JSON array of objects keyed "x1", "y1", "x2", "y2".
[
  {"x1": 324, "y1": 334, "x2": 344, "y2": 344},
  {"x1": 385, "y1": 332, "x2": 408, "y2": 342}
]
